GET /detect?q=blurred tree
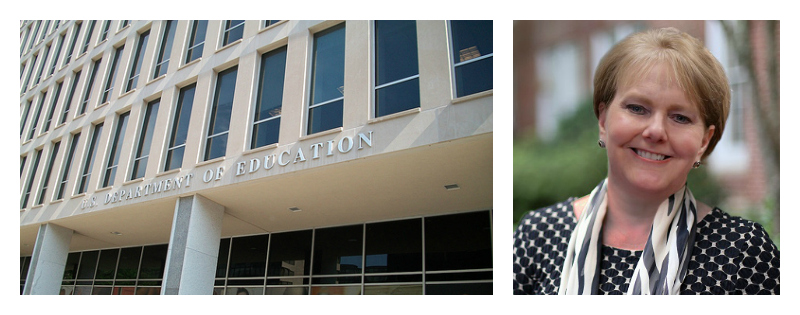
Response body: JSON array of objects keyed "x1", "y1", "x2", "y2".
[{"x1": 720, "y1": 20, "x2": 780, "y2": 236}]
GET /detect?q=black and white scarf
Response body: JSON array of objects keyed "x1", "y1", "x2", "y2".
[{"x1": 558, "y1": 178, "x2": 697, "y2": 295}]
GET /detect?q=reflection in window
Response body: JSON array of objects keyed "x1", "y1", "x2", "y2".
[
  {"x1": 425, "y1": 210, "x2": 492, "y2": 271},
  {"x1": 307, "y1": 23, "x2": 345, "y2": 134},
  {"x1": 204, "y1": 66, "x2": 237, "y2": 161},
  {"x1": 165, "y1": 84, "x2": 196, "y2": 171},
  {"x1": 365, "y1": 218, "x2": 422, "y2": 273},
  {"x1": 313, "y1": 224, "x2": 363, "y2": 276},
  {"x1": 252, "y1": 46, "x2": 287, "y2": 149},
  {"x1": 268, "y1": 230, "x2": 312, "y2": 278},
  {"x1": 450, "y1": 20, "x2": 493, "y2": 97},
  {"x1": 227, "y1": 234, "x2": 268, "y2": 278},
  {"x1": 374, "y1": 20, "x2": 420, "y2": 117}
]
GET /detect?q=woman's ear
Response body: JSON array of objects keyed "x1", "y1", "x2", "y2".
[
  {"x1": 696, "y1": 125, "x2": 716, "y2": 161},
  {"x1": 597, "y1": 102, "x2": 608, "y2": 140}
]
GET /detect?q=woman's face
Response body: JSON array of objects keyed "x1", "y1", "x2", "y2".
[{"x1": 598, "y1": 63, "x2": 715, "y2": 201}]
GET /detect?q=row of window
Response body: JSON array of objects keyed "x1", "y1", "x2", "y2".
[
  {"x1": 21, "y1": 210, "x2": 492, "y2": 295},
  {"x1": 20, "y1": 20, "x2": 492, "y2": 209}
]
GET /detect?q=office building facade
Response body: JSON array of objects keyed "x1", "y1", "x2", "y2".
[{"x1": 19, "y1": 20, "x2": 493, "y2": 295}]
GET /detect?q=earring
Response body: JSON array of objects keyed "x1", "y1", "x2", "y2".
[
  {"x1": 692, "y1": 161, "x2": 701, "y2": 169},
  {"x1": 598, "y1": 139, "x2": 606, "y2": 148}
]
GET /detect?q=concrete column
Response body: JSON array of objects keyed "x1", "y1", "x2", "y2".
[
  {"x1": 161, "y1": 194, "x2": 224, "y2": 295},
  {"x1": 23, "y1": 223, "x2": 73, "y2": 295}
]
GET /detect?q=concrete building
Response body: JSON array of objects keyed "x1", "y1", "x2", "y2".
[{"x1": 20, "y1": 20, "x2": 493, "y2": 295}]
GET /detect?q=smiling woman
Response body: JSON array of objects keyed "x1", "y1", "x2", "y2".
[{"x1": 513, "y1": 27, "x2": 779, "y2": 295}]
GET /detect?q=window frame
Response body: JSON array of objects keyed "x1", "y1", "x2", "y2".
[
  {"x1": 164, "y1": 83, "x2": 197, "y2": 172},
  {"x1": 43, "y1": 81, "x2": 63, "y2": 132},
  {"x1": 59, "y1": 70, "x2": 81, "y2": 125},
  {"x1": 77, "y1": 122, "x2": 103, "y2": 195},
  {"x1": 55, "y1": 132, "x2": 81, "y2": 200},
  {"x1": 36, "y1": 141, "x2": 61, "y2": 206},
  {"x1": 26, "y1": 91, "x2": 47, "y2": 141},
  {"x1": 48, "y1": 32, "x2": 66, "y2": 76},
  {"x1": 221, "y1": 20, "x2": 245, "y2": 47},
  {"x1": 101, "y1": 45, "x2": 125, "y2": 104},
  {"x1": 152, "y1": 20, "x2": 177, "y2": 79},
  {"x1": 63, "y1": 21, "x2": 82, "y2": 67},
  {"x1": 251, "y1": 46, "x2": 287, "y2": 149},
  {"x1": 80, "y1": 20, "x2": 97, "y2": 55},
  {"x1": 102, "y1": 111, "x2": 130, "y2": 188},
  {"x1": 126, "y1": 29, "x2": 150, "y2": 92},
  {"x1": 79, "y1": 57, "x2": 102, "y2": 115},
  {"x1": 447, "y1": 20, "x2": 494, "y2": 99},
  {"x1": 21, "y1": 149, "x2": 43, "y2": 209},
  {"x1": 130, "y1": 99, "x2": 159, "y2": 180},
  {"x1": 33, "y1": 43, "x2": 51, "y2": 86},
  {"x1": 184, "y1": 20, "x2": 208, "y2": 64},
  {"x1": 372, "y1": 20, "x2": 421, "y2": 118},
  {"x1": 204, "y1": 65, "x2": 239, "y2": 161},
  {"x1": 306, "y1": 22, "x2": 346, "y2": 135}
]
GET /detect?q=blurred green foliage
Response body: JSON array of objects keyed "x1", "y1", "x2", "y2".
[{"x1": 513, "y1": 100, "x2": 725, "y2": 227}]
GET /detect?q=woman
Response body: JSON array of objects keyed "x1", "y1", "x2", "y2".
[{"x1": 513, "y1": 27, "x2": 779, "y2": 295}]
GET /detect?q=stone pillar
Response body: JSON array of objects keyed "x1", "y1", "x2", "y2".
[
  {"x1": 161, "y1": 194, "x2": 224, "y2": 295},
  {"x1": 23, "y1": 223, "x2": 73, "y2": 295}
]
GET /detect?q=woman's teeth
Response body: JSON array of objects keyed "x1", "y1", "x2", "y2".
[{"x1": 635, "y1": 149, "x2": 667, "y2": 161}]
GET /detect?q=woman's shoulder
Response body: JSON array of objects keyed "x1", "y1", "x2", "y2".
[
  {"x1": 692, "y1": 207, "x2": 780, "y2": 294},
  {"x1": 516, "y1": 198, "x2": 577, "y2": 228}
]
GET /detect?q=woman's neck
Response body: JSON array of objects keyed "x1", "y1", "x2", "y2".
[{"x1": 602, "y1": 181, "x2": 665, "y2": 250}]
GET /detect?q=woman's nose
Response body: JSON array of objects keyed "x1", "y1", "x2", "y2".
[{"x1": 642, "y1": 116, "x2": 667, "y2": 142}]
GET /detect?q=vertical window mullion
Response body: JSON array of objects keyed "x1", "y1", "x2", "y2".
[{"x1": 33, "y1": 44, "x2": 51, "y2": 85}]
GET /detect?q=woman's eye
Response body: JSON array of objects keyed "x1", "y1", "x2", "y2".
[
  {"x1": 672, "y1": 114, "x2": 691, "y2": 124},
  {"x1": 626, "y1": 104, "x2": 645, "y2": 114}
]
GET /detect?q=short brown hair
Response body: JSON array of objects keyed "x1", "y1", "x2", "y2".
[{"x1": 593, "y1": 27, "x2": 730, "y2": 160}]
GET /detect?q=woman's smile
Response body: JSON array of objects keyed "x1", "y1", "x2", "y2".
[{"x1": 631, "y1": 148, "x2": 670, "y2": 162}]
